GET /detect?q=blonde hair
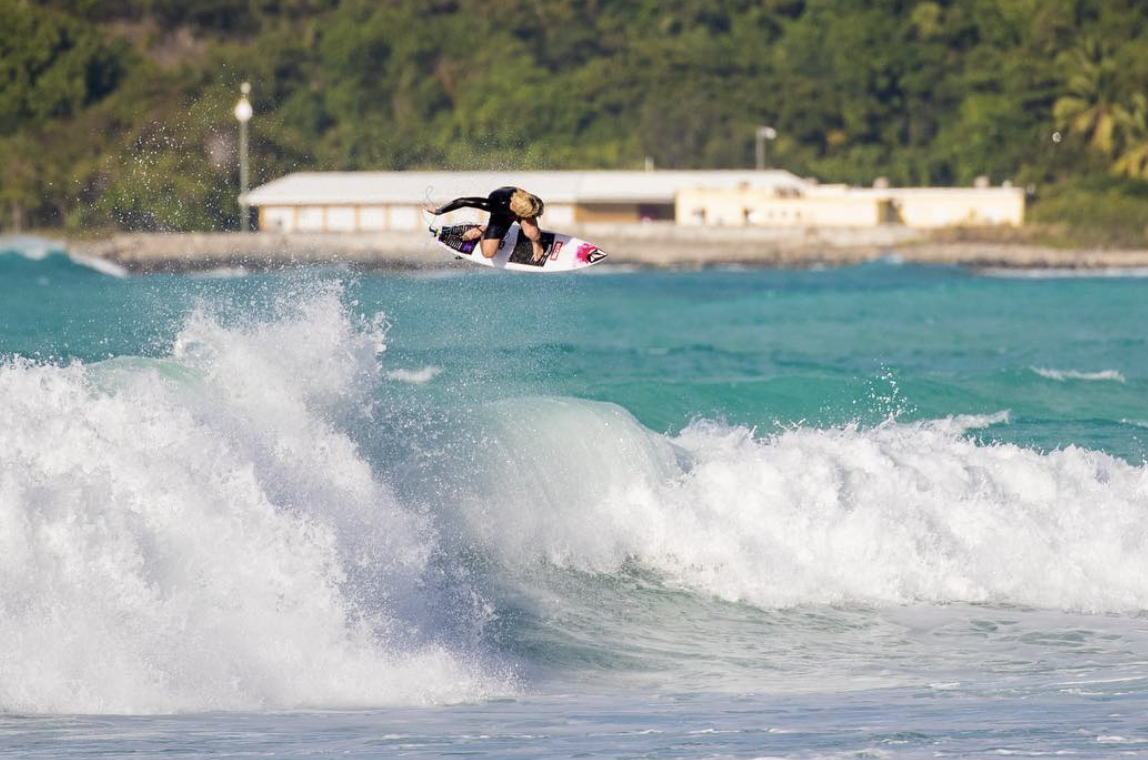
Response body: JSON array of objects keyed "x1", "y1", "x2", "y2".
[{"x1": 509, "y1": 189, "x2": 544, "y2": 218}]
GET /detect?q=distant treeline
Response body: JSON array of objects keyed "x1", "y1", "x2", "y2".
[{"x1": 3, "y1": 0, "x2": 1148, "y2": 238}]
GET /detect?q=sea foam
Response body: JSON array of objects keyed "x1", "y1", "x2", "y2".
[
  {"x1": 459, "y1": 397, "x2": 1148, "y2": 614},
  {"x1": 0, "y1": 286, "x2": 506, "y2": 714}
]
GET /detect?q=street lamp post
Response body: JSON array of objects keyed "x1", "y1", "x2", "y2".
[
  {"x1": 234, "y1": 82, "x2": 253, "y2": 232},
  {"x1": 755, "y1": 125, "x2": 777, "y2": 170}
]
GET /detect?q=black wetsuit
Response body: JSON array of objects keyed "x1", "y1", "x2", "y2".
[{"x1": 431, "y1": 186, "x2": 519, "y2": 240}]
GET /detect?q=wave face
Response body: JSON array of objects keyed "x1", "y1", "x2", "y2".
[
  {"x1": 0, "y1": 286, "x2": 506, "y2": 714},
  {"x1": 453, "y1": 398, "x2": 1148, "y2": 613}
]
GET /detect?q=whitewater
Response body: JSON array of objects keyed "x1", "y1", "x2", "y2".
[{"x1": 3, "y1": 242, "x2": 1148, "y2": 757}]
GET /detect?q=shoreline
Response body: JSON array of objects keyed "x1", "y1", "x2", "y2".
[{"x1": 61, "y1": 226, "x2": 1148, "y2": 273}]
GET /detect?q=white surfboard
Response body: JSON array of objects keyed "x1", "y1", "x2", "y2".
[{"x1": 429, "y1": 223, "x2": 608, "y2": 273}]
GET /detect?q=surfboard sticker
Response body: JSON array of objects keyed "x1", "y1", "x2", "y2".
[
  {"x1": 430, "y1": 223, "x2": 608, "y2": 273},
  {"x1": 576, "y1": 243, "x2": 607, "y2": 265}
]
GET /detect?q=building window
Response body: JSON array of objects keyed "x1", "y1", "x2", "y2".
[
  {"x1": 297, "y1": 206, "x2": 325, "y2": 231},
  {"x1": 359, "y1": 207, "x2": 387, "y2": 231},
  {"x1": 263, "y1": 207, "x2": 293, "y2": 232},
  {"x1": 326, "y1": 206, "x2": 356, "y2": 232}
]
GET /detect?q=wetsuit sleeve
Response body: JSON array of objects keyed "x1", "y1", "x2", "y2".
[{"x1": 431, "y1": 196, "x2": 493, "y2": 215}]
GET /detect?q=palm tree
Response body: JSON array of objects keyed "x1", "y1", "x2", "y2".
[
  {"x1": 1112, "y1": 93, "x2": 1148, "y2": 179},
  {"x1": 1053, "y1": 39, "x2": 1128, "y2": 156}
]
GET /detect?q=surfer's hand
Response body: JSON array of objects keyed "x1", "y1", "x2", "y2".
[
  {"x1": 462, "y1": 226, "x2": 482, "y2": 241},
  {"x1": 421, "y1": 203, "x2": 437, "y2": 215}
]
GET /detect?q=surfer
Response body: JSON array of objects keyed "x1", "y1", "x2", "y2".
[{"x1": 425, "y1": 187, "x2": 546, "y2": 262}]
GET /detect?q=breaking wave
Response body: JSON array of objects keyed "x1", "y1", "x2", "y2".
[
  {"x1": 453, "y1": 398, "x2": 1148, "y2": 613},
  {"x1": 0, "y1": 285, "x2": 508, "y2": 714}
]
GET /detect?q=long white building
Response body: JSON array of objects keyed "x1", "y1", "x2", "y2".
[
  {"x1": 241, "y1": 170, "x2": 1025, "y2": 232},
  {"x1": 241, "y1": 170, "x2": 811, "y2": 232}
]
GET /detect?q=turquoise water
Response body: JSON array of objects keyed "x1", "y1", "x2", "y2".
[{"x1": 3, "y1": 240, "x2": 1148, "y2": 758}]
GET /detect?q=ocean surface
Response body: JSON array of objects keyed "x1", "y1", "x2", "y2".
[{"x1": 3, "y1": 236, "x2": 1148, "y2": 759}]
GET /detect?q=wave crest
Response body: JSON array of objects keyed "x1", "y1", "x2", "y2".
[{"x1": 455, "y1": 397, "x2": 1148, "y2": 614}]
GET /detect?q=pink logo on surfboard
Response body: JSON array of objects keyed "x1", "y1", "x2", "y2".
[{"x1": 575, "y1": 242, "x2": 607, "y2": 265}]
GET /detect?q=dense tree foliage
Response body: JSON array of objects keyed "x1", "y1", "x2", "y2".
[{"x1": 2, "y1": 0, "x2": 1148, "y2": 236}]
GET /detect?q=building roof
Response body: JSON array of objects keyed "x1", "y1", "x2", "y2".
[{"x1": 241, "y1": 170, "x2": 812, "y2": 206}]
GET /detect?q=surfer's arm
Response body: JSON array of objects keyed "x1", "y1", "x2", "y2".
[
  {"x1": 429, "y1": 196, "x2": 493, "y2": 215},
  {"x1": 519, "y1": 215, "x2": 546, "y2": 262}
]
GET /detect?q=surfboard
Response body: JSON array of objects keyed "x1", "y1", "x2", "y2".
[{"x1": 429, "y1": 223, "x2": 608, "y2": 273}]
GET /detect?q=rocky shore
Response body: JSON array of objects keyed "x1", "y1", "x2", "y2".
[{"x1": 66, "y1": 225, "x2": 1148, "y2": 273}]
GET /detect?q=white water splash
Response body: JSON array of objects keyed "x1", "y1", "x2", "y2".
[
  {"x1": 0, "y1": 286, "x2": 508, "y2": 714},
  {"x1": 386, "y1": 365, "x2": 444, "y2": 384}
]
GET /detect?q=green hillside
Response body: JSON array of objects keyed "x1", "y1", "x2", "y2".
[{"x1": 3, "y1": 0, "x2": 1148, "y2": 240}]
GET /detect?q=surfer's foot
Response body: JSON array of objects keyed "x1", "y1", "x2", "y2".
[
  {"x1": 462, "y1": 227, "x2": 482, "y2": 241},
  {"x1": 531, "y1": 246, "x2": 545, "y2": 263}
]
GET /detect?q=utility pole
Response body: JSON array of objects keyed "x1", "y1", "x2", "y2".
[
  {"x1": 234, "y1": 82, "x2": 253, "y2": 232},
  {"x1": 755, "y1": 125, "x2": 777, "y2": 170}
]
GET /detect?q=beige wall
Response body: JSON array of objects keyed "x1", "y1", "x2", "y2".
[
  {"x1": 676, "y1": 188, "x2": 885, "y2": 227},
  {"x1": 676, "y1": 186, "x2": 1024, "y2": 229},
  {"x1": 889, "y1": 189, "x2": 1025, "y2": 228},
  {"x1": 574, "y1": 203, "x2": 642, "y2": 223}
]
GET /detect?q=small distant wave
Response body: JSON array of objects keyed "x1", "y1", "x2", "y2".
[
  {"x1": 921, "y1": 410, "x2": 1010, "y2": 435},
  {"x1": 0, "y1": 234, "x2": 62, "y2": 260},
  {"x1": 67, "y1": 253, "x2": 130, "y2": 278},
  {"x1": 0, "y1": 235, "x2": 129, "y2": 277},
  {"x1": 1032, "y1": 367, "x2": 1127, "y2": 383},
  {"x1": 980, "y1": 267, "x2": 1148, "y2": 279},
  {"x1": 386, "y1": 365, "x2": 443, "y2": 384}
]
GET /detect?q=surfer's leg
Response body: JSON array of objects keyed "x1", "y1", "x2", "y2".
[
  {"x1": 479, "y1": 237, "x2": 501, "y2": 258},
  {"x1": 520, "y1": 216, "x2": 545, "y2": 262},
  {"x1": 480, "y1": 213, "x2": 514, "y2": 259}
]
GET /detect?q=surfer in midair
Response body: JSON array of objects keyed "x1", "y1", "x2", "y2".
[{"x1": 425, "y1": 187, "x2": 546, "y2": 262}]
